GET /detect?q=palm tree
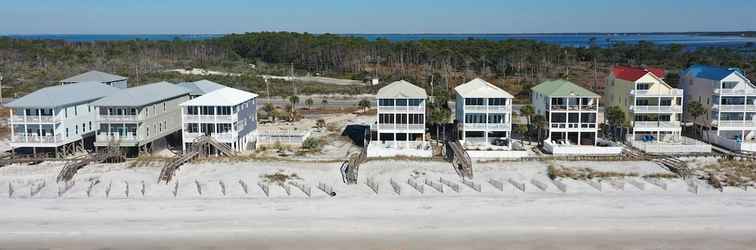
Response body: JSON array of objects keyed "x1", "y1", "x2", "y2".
[
  {"x1": 532, "y1": 114, "x2": 547, "y2": 146},
  {"x1": 357, "y1": 98, "x2": 371, "y2": 112},
  {"x1": 519, "y1": 105, "x2": 535, "y2": 144},
  {"x1": 605, "y1": 106, "x2": 626, "y2": 141},
  {"x1": 321, "y1": 98, "x2": 328, "y2": 108},
  {"x1": 686, "y1": 101, "x2": 705, "y2": 140},
  {"x1": 513, "y1": 124, "x2": 528, "y2": 145},
  {"x1": 429, "y1": 108, "x2": 450, "y2": 143},
  {"x1": 305, "y1": 98, "x2": 314, "y2": 109}
]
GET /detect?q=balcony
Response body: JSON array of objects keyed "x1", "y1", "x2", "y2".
[
  {"x1": 464, "y1": 122, "x2": 511, "y2": 131},
  {"x1": 96, "y1": 133, "x2": 140, "y2": 143},
  {"x1": 11, "y1": 134, "x2": 64, "y2": 143},
  {"x1": 99, "y1": 115, "x2": 141, "y2": 123},
  {"x1": 633, "y1": 121, "x2": 682, "y2": 130},
  {"x1": 184, "y1": 132, "x2": 237, "y2": 142},
  {"x1": 713, "y1": 120, "x2": 756, "y2": 128},
  {"x1": 629, "y1": 105, "x2": 683, "y2": 113},
  {"x1": 376, "y1": 123, "x2": 425, "y2": 131},
  {"x1": 714, "y1": 88, "x2": 756, "y2": 96},
  {"x1": 550, "y1": 122, "x2": 597, "y2": 129},
  {"x1": 465, "y1": 105, "x2": 512, "y2": 113},
  {"x1": 183, "y1": 115, "x2": 238, "y2": 123},
  {"x1": 9, "y1": 115, "x2": 61, "y2": 124},
  {"x1": 712, "y1": 104, "x2": 756, "y2": 112},
  {"x1": 378, "y1": 106, "x2": 425, "y2": 113},
  {"x1": 630, "y1": 89, "x2": 684, "y2": 97},
  {"x1": 549, "y1": 105, "x2": 598, "y2": 111}
]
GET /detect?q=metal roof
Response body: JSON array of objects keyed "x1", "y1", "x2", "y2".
[
  {"x1": 376, "y1": 80, "x2": 427, "y2": 98},
  {"x1": 682, "y1": 65, "x2": 746, "y2": 81},
  {"x1": 4, "y1": 81, "x2": 119, "y2": 108},
  {"x1": 177, "y1": 80, "x2": 227, "y2": 96},
  {"x1": 455, "y1": 78, "x2": 514, "y2": 98},
  {"x1": 92, "y1": 81, "x2": 189, "y2": 107},
  {"x1": 181, "y1": 87, "x2": 258, "y2": 107},
  {"x1": 61, "y1": 70, "x2": 127, "y2": 83},
  {"x1": 531, "y1": 79, "x2": 598, "y2": 97}
]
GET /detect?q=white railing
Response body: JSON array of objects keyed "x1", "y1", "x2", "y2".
[
  {"x1": 99, "y1": 115, "x2": 141, "y2": 123},
  {"x1": 633, "y1": 121, "x2": 682, "y2": 129},
  {"x1": 9, "y1": 115, "x2": 61, "y2": 123},
  {"x1": 184, "y1": 132, "x2": 237, "y2": 142},
  {"x1": 551, "y1": 123, "x2": 597, "y2": 129},
  {"x1": 630, "y1": 105, "x2": 683, "y2": 113},
  {"x1": 465, "y1": 105, "x2": 512, "y2": 113},
  {"x1": 714, "y1": 88, "x2": 756, "y2": 96},
  {"x1": 712, "y1": 104, "x2": 756, "y2": 112},
  {"x1": 11, "y1": 134, "x2": 64, "y2": 143},
  {"x1": 377, "y1": 123, "x2": 425, "y2": 131},
  {"x1": 378, "y1": 106, "x2": 425, "y2": 113},
  {"x1": 183, "y1": 115, "x2": 237, "y2": 123},
  {"x1": 96, "y1": 133, "x2": 140, "y2": 143},
  {"x1": 549, "y1": 105, "x2": 598, "y2": 111},
  {"x1": 714, "y1": 120, "x2": 756, "y2": 128},
  {"x1": 464, "y1": 122, "x2": 511, "y2": 130},
  {"x1": 630, "y1": 88, "x2": 684, "y2": 97}
]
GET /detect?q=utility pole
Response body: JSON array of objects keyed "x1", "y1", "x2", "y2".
[
  {"x1": 265, "y1": 77, "x2": 271, "y2": 104},
  {"x1": 0, "y1": 73, "x2": 3, "y2": 105}
]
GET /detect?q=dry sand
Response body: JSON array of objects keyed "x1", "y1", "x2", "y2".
[{"x1": 1, "y1": 159, "x2": 755, "y2": 249}]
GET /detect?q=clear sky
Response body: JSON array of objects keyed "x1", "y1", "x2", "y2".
[{"x1": 1, "y1": 0, "x2": 754, "y2": 34}]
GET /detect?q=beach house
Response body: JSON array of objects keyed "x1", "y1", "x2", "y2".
[
  {"x1": 180, "y1": 87, "x2": 258, "y2": 153},
  {"x1": 531, "y1": 80, "x2": 621, "y2": 155},
  {"x1": 5, "y1": 82, "x2": 119, "y2": 156},
  {"x1": 60, "y1": 70, "x2": 129, "y2": 89},
  {"x1": 369, "y1": 80, "x2": 430, "y2": 157},
  {"x1": 605, "y1": 66, "x2": 709, "y2": 153},
  {"x1": 92, "y1": 81, "x2": 190, "y2": 156},
  {"x1": 454, "y1": 78, "x2": 526, "y2": 158},
  {"x1": 680, "y1": 65, "x2": 756, "y2": 153}
]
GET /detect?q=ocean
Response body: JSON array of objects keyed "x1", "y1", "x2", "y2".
[{"x1": 5, "y1": 33, "x2": 756, "y2": 49}]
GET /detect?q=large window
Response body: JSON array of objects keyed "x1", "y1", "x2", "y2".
[
  {"x1": 409, "y1": 114, "x2": 424, "y2": 124},
  {"x1": 721, "y1": 97, "x2": 746, "y2": 105},
  {"x1": 379, "y1": 99, "x2": 395, "y2": 106},
  {"x1": 395, "y1": 99, "x2": 408, "y2": 106},
  {"x1": 379, "y1": 114, "x2": 394, "y2": 124},
  {"x1": 396, "y1": 114, "x2": 408, "y2": 124},
  {"x1": 465, "y1": 114, "x2": 486, "y2": 123},
  {"x1": 488, "y1": 113, "x2": 506, "y2": 123},
  {"x1": 488, "y1": 98, "x2": 506, "y2": 106},
  {"x1": 722, "y1": 81, "x2": 738, "y2": 89},
  {"x1": 636, "y1": 83, "x2": 651, "y2": 90},
  {"x1": 465, "y1": 98, "x2": 484, "y2": 106},
  {"x1": 187, "y1": 106, "x2": 199, "y2": 115},
  {"x1": 408, "y1": 99, "x2": 423, "y2": 106},
  {"x1": 217, "y1": 123, "x2": 232, "y2": 133},
  {"x1": 720, "y1": 112, "x2": 744, "y2": 121},
  {"x1": 218, "y1": 106, "x2": 232, "y2": 115}
]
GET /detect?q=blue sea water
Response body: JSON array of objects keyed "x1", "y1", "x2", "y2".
[{"x1": 5, "y1": 33, "x2": 756, "y2": 49}]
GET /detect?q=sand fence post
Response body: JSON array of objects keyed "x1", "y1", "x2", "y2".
[
  {"x1": 530, "y1": 179, "x2": 548, "y2": 191},
  {"x1": 508, "y1": 178, "x2": 526, "y2": 192}
]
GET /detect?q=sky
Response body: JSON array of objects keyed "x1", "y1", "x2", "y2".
[{"x1": 1, "y1": 0, "x2": 754, "y2": 34}]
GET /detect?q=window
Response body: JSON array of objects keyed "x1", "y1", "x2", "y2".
[
  {"x1": 163, "y1": 103, "x2": 166, "y2": 111},
  {"x1": 395, "y1": 99, "x2": 408, "y2": 106},
  {"x1": 379, "y1": 99, "x2": 395, "y2": 106},
  {"x1": 187, "y1": 123, "x2": 199, "y2": 133},
  {"x1": 74, "y1": 105, "x2": 78, "y2": 116},
  {"x1": 722, "y1": 81, "x2": 738, "y2": 89},
  {"x1": 82, "y1": 123, "x2": 86, "y2": 131},
  {"x1": 408, "y1": 99, "x2": 423, "y2": 106},
  {"x1": 89, "y1": 122, "x2": 92, "y2": 131},
  {"x1": 465, "y1": 114, "x2": 486, "y2": 123},
  {"x1": 217, "y1": 123, "x2": 232, "y2": 133},
  {"x1": 378, "y1": 114, "x2": 395, "y2": 124},
  {"x1": 660, "y1": 98, "x2": 672, "y2": 106},
  {"x1": 409, "y1": 114, "x2": 424, "y2": 124},
  {"x1": 65, "y1": 108, "x2": 68, "y2": 118},
  {"x1": 636, "y1": 83, "x2": 651, "y2": 90},
  {"x1": 88, "y1": 106, "x2": 91, "y2": 113},
  {"x1": 488, "y1": 113, "x2": 506, "y2": 123},
  {"x1": 396, "y1": 114, "x2": 408, "y2": 124},
  {"x1": 488, "y1": 98, "x2": 506, "y2": 106},
  {"x1": 465, "y1": 98, "x2": 484, "y2": 106},
  {"x1": 75, "y1": 125, "x2": 79, "y2": 135},
  {"x1": 66, "y1": 128, "x2": 69, "y2": 137}
]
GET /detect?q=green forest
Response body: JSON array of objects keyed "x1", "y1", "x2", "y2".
[{"x1": 0, "y1": 32, "x2": 753, "y2": 103}]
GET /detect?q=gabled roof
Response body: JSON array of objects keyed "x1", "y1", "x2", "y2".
[
  {"x1": 61, "y1": 70, "x2": 127, "y2": 83},
  {"x1": 177, "y1": 80, "x2": 227, "y2": 96},
  {"x1": 455, "y1": 78, "x2": 514, "y2": 98},
  {"x1": 376, "y1": 80, "x2": 427, "y2": 98},
  {"x1": 531, "y1": 79, "x2": 598, "y2": 97},
  {"x1": 611, "y1": 66, "x2": 666, "y2": 82},
  {"x1": 181, "y1": 87, "x2": 258, "y2": 107},
  {"x1": 92, "y1": 81, "x2": 189, "y2": 107},
  {"x1": 5, "y1": 82, "x2": 119, "y2": 108},
  {"x1": 682, "y1": 64, "x2": 748, "y2": 82}
]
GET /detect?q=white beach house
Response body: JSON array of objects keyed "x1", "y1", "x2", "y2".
[
  {"x1": 531, "y1": 79, "x2": 622, "y2": 155},
  {"x1": 454, "y1": 78, "x2": 526, "y2": 158},
  {"x1": 605, "y1": 66, "x2": 709, "y2": 154},
  {"x1": 92, "y1": 82, "x2": 190, "y2": 156},
  {"x1": 180, "y1": 87, "x2": 258, "y2": 153},
  {"x1": 370, "y1": 80, "x2": 430, "y2": 157},
  {"x1": 60, "y1": 70, "x2": 129, "y2": 89},
  {"x1": 680, "y1": 65, "x2": 756, "y2": 153},
  {"x1": 5, "y1": 82, "x2": 119, "y2": 156}
]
